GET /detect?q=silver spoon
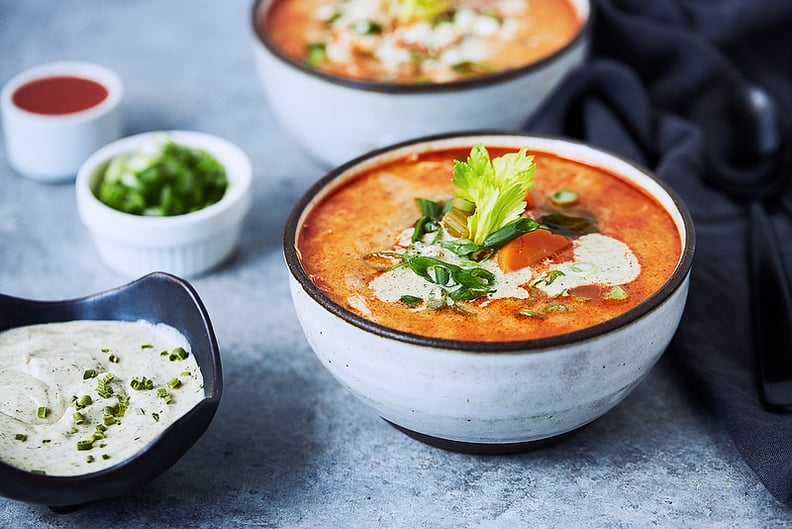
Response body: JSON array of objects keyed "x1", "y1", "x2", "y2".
[{"x1": 691, "y1": 83, "x2": 792, "y2": 411}]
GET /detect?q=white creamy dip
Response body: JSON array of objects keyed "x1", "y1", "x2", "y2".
[
  {"x1": 367, "y1": 229, "x2": 640, "y2": 307},
  {"x1": 0, "y1": 320, "x2": 204, "y2": 476}
]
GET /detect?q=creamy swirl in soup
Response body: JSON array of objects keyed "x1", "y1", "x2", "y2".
[
  {"x1": 0, "y1": 320, "x2": 204, "y2": 476},
  {"x1": 261, "y1": 0, "x2": 583, "y2": 83},
  {"x1": 296, "y1": 145, "x2": 682, "y2": 342}
]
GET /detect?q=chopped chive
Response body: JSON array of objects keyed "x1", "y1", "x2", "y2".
[
  {"x1": 169, "y1": 347, "x2": 189, "y2": 361},
  {"x1": 73, "y1": 412, "x2": 86, "y2": 425},
  {"x1": 181, "y1": 371, "x2": 191, "y2": 377},
  {"x1": 103, "y1": 415, "x2": 116, "y2": 426},
  {"x1": 86, "y1": 455, "x2": 95, "y2": 464},
  {"x1": 130, "y1": 376, "x2": 154, "y2": 391},
  {"x1": 41, "y1": 439, "x2": 51, "y2": 444},
  {"x1": 141, "y1": 344, "x2": 153, "y2": 349},
  {"x1": 157, "y1": 388, "x2": 173, "y2": 404},
  {"x1": 97, "y1": 374, "x2": 114, "y2": 398},
  {"x1": 545, "y1": 303, "x2": 569, "y2": 313},
  {"x1": 76, "y1": 440, "x2": 94, "y2": 451},
  {"x1": 30, "y1": 470, "x2": 46, "y2": 475},
  {"x1": 152, "y1": 413, "x2": 160, "y2": 422},
  {"x1": 102, "y1": 454, "x2": 110, "y2": 460},
  {"x1": 76, "y1": 394, "x2": 93, "y2": 409},
  {"x1": 14, "y1": 433, "x2": 27, "y2": 442},
  {"x1": 166, "y1": 377, "x2": 182, "y2": 389},
  {"x1": 160, "y1": 350, "x2": 168, "y2": 356},
  {"x1": 83, "y1": 369, "x2": 98, "y2": 379},
  {"x1": 101, "y1": 348, "x2": 109, "y2": 353},
  {"x1": 108, "y1": 354, "x2": 120, "y2": 364},
  {"x1": 37, "y1": 406, "x2": 49, "y2": 419}
]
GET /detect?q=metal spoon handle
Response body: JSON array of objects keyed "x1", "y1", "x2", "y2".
[{"x1": 749, "y1": 200, "x2": 792, "y2": 411}]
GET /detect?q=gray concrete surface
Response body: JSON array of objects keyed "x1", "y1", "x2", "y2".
[{"x1": 1, "y1": 1, "x2": 790, "y2": 527}]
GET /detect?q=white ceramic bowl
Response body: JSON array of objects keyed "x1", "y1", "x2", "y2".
[
  {"x1": 251, "y1": 0, "x2": 591, "y2": 167},
  {"x1": 1, "y1": 61, "x2": 123, "y2": 183},
  {"x1": 284, "y1": 132, "x2": 695, "y2": 452},
  {"x1": 76, "y1": 130, "x2": 252, "y2": 278}
]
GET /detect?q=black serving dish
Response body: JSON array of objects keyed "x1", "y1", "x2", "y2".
[{"x1": 0, "y1": 272, "x2": 223, "y2": 510}]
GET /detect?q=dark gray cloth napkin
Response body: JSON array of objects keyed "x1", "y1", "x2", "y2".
[{"x1": 526, "y1": 0, "x2": 792, "y2": 507}]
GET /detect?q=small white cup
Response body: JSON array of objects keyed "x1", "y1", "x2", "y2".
[{"x1": 1, "y1": 61, "x2": 123, "y2": 183}]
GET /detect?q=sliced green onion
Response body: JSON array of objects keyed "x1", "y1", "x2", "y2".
[
  {"x1": 400, "y1": 295, "x2": 423, "y2": 308},
  {"x1": 534, "y1": 270, "x2": 566, "y2": 287},
  {"x1": 14, "y1": 434, "x2": 27, "y2": 442},
  {"x1": 545, "y1": 303, "x2": 569, "y2": 313},
  {"x1": 570, "y1": 262, "x2": 595, "y2": 274},
  {"x1": 37, "y1": 406, "x2": 49, "y2": 419},
  {"x1": 83, "y1": 369, "x2": 98, "y2": 379},
  {"x1": 76, "y1": 440, "x2": 94, "y2": 451},
  {"x1": 482, "y1": 218, "x2": 540, "y2": 250},
  {"x1": 73, "y1": 412, "x2": 86, "y2": 425},
  {"x1": 86, "y1": 455, "x2": 95, "y2": 464},
  {"x1": 306, "y1": 42, "x2": 327, "y2": 67},
  {"x1": 352, "y1": 19, "x2": 382, "y2": 35},
  {"x1": 152, "y1": 413, "x2": 160, "y2": 422},
  {"x1": 541, "y1": 212, "x2": 597, "y2": 236},
  {"x1": 166, "y1": 378, "x2": 182, "y2": 389},
  {"x1": 605, "y1": 285, "x2": 628, "y2": 300},
  {"x1": 518, "y1": 309, "x2": 547, "y2": 320},
  {"x1": 108, "y1": 354, "x2": 120, "y2": 364},
  {"x1": 550, "y1": 189, "x2": 578, "y2": 206}
]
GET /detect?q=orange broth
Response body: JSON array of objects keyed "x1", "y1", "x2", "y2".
[
  {"x1": 296, "y1": 148, "x2": 682, "y2": 342},
  {"x1": 261, "y1": 0, "x2": 582, "y2": 84}
]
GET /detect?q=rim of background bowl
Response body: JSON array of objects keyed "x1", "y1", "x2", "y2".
[
  {"x1": 75, "y1": 130, "x2": 252, "y2": 236},
  {"x1": 0, "y1": 61, "x2": 123, "y2": 124},
  {"x1": 0, "y1": 272, "x2": 223, "y2": 507},
  {"x1": 251, "y1": 0, "x2": 593, "y2": 95},
  {"x1": 283, "y1": 131, "x2": 696, "y2": 353}
]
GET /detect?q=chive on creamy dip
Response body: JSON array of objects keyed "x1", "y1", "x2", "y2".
[{"x1": 0, "y1": 320, "x2": 204, "y2": 476}]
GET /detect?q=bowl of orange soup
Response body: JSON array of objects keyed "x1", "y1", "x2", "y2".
[
  {"x1": 284, "y1": 132, "x2": 695, "y2": 452},
  {"x1": 252, "y1": 0, "x2": 591, "y2": 167}
]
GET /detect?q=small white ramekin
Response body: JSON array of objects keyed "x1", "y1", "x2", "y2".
[
  {"x1": 1, "y1": 61, "x2": 123, "y2": 182},
  {"x1": 76, "y1": 130, "x2": 253, "y2": 278}
]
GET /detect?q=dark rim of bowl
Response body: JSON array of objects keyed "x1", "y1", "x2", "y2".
[
  {"x1": 283, "y1": 131, "x2": 697, "y2": 353},
  {"x1": 251, "y1": 0, "x2": 593, "y2": 94},
  {"x1": 0, "y1": 272, "x2": 223, "y2": 507}
]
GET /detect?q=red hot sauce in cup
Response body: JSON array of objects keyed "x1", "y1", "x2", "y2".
[{"x1": 12, "y1": 75, "x2": 108, "y2": 115}]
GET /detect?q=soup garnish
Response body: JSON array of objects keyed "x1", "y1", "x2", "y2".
[
  {"x1": 297, "y1": 144, "x2": 681, "y2": 341},
  {"x1": 262, "y1": 0, "x2": 582, "y2": 84}
]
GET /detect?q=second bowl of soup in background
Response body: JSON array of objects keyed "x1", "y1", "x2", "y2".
[{"x1": 251, "y1": 0, "x2": 591, "y2": 167}]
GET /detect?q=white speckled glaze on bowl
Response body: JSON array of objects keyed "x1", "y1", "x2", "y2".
[
  {"x1": 251, "y1": 0, "x2": 591, "y2": 167},
  {"x1": 284, "y1": 132, "x2": 695, "y2": 452},
  {"x1": 76, "y1": 130, "x2": 252, "y2": 278}
]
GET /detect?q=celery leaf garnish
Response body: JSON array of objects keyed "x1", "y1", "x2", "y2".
[{"x1": 452, "y1": 144, "x2": 535, "y2": 246}]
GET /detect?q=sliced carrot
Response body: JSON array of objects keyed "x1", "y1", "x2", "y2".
[{"x1": 497, "y1": 229, "x2": 573, "y2": 273}]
